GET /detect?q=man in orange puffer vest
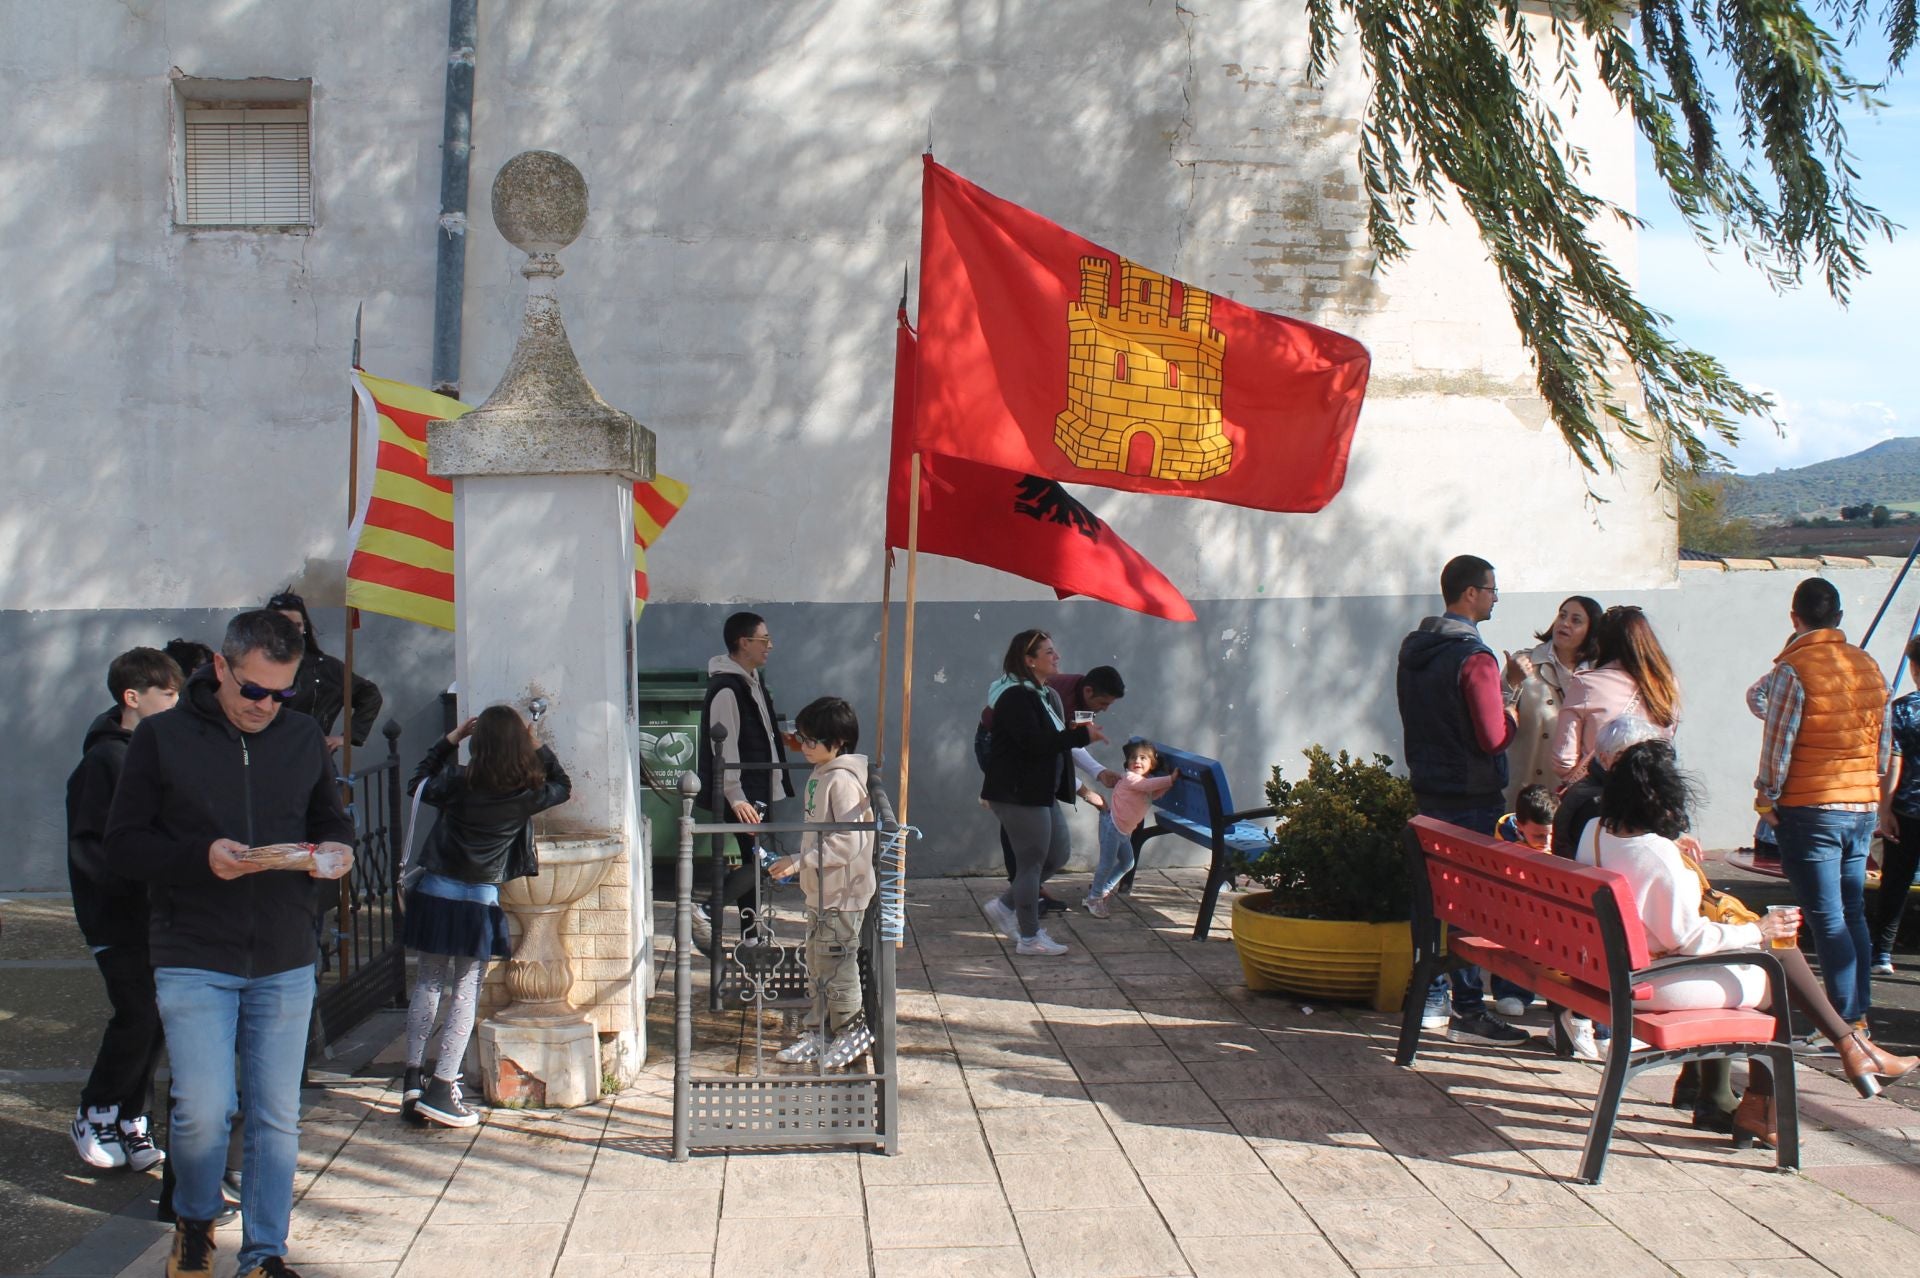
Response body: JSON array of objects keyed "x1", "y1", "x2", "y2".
[{"x1": 1749, "y1": 577, "x2": 1891, "y2": 1029}]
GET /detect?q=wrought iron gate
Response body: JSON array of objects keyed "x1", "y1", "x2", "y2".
[{"x1": 315, "y1": 720, "x2": 407, "y2": 1041}]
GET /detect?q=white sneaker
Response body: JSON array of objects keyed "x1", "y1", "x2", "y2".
[
  {"x1": 71, "y1": 1105, "x2": 126, "y2": 1170},
  {"x1": 1015, "y1": 930, "x2": 1069, "y2": 956},
  {"x1": 1083, "y1": 893, "x2": 1111, "y2": 919},
  {"x1": 983, "y1": 897, "x2": 1019, "y2": 943},
  {"x1": 823, "y1": 1019, "x2": 875, "y2": 1069},
  {"x1": 1557, "y1": 1011, "x2": 1601, "y2": 1061},
  {"x1": 775, "y1": 1031, "x2": 824, "y2": 1064},
  {"x1": 118, "y1": 1114, "x2": 165, "y2": 1173},
  {"x1": 1492, "y1": 996, "x2": 1528, "y2": 1019},
  {"x1": 1420, "y1": 1011, "x2": 1450, "y2": 1030}
]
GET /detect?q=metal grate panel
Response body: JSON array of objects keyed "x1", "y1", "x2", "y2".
[
  {"x1": 686, "y1": 1075, "x2": 879, "y2": 1147},
  {"x1": 716, "y1": 943, "x2": 812, "y2": 1009}
]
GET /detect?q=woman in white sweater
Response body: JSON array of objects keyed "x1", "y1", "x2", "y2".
[{"x1": 1576, "y1": 740, "x2": 1916, "y2": 1149}]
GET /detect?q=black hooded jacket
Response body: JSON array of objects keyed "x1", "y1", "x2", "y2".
[
  {"x1": 66, "y1": 708, "x2": 147, "y2": 948},
  {"x1": 410, "y1": 737, "x2": 573, "y2": 884},
  {"x1": 104, "y1": 664, "x2": 355, "y2": 978}
]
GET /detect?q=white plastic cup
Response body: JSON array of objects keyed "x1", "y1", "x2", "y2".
[{"x1": 311, "y1": 846, "x2": 352, "y2": 880}]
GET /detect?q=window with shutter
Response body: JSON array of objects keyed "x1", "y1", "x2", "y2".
[{"x1": 182, "y1": 106, "x2": 310, "y2": 226}]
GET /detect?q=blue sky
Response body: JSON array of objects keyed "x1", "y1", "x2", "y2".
[{"x1": 1635, "y1": 28, "x2": 1916, "y2": 475}]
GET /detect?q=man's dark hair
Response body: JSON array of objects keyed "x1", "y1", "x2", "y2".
[
  {"x1": 1084, "y1": 666, "x2": 1126, "y2": 700},
  {"x1": 164, "y1": 638, "x2": 214, "y2": 678},
  {"x1": 723, "y1": 611, "x2": 767, "y2": 654},
  {"x1": 1792, "y1": 577, "x2": 1843, "y2": 630},
  {"x1": 264, "y1": 588, "x2": 321, "y2": 651},
  {"x1": 222, "y1": 610, "x2": 305, "y2": 667},
  {"x1": 109, "y1": 647, "x2": 184, "y2": 702},
  {"x1": 1514, "y1": 784, "x2": 1558, "y2": 826},
  {"x1": 795, "y1": 695, "x2": 859, "y2": 754},
  {"x1": 1440, "y1": 555, "x2": 1495, "y2": 605},
  {"x1": 1600, "y1": 740, "x2": 1696, "y2": 842}
]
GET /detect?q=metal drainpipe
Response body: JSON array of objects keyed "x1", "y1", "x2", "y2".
[{"x1": 430, "y1": 0, "x2": 478, "y2": 396}]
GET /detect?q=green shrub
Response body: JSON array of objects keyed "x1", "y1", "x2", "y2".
[{"x1": 1239, "y1": 746, "x2": 1416, "y2": 924}]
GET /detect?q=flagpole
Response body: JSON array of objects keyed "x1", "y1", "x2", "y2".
[
  {"x1": 341, "y1": 304, "x2": 364, "y2": 782},
  {"x1": 898, "y1": 453, "x2": 923, "y2": 832},
  {"x1": 875, "y1": 550, "x2": 894, "y2": 765}
]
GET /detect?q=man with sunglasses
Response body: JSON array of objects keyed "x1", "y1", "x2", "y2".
[{"x1": 106, "y1": 609, "x2": 355, "y2": 1278}]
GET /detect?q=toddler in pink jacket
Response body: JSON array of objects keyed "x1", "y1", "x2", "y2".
[{"x1": 1083, "y1": 740, "x2": 1176, "y2": 918}]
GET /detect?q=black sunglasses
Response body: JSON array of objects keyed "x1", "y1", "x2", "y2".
[{"x1": 235, "y1": 679, "x2": 299, "y2": 703}]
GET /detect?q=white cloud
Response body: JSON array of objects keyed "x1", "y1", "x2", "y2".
[{"x1": 1727, "y1": 398, "x2": 1905, "y2": 473}]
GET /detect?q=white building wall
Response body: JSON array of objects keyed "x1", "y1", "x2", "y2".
[{"x1": 0, "y1": 0, "x2": 1666, "y2": 619}]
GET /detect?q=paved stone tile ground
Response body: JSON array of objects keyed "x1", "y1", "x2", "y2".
[{"x1": 11, "y1": 869, "x2": 1920, "y2": 1277}]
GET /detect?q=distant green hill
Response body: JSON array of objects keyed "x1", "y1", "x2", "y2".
[{"x1": 1727, "y1": 438, "x2": 1920, "y2": 519}]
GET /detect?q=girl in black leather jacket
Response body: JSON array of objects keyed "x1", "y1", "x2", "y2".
[{"x1": 398, "y1": 706, "x2": 571, "y2": 1126}]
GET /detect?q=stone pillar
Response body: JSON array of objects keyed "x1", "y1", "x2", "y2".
[{"x1": 428, "y1": 151, "x2": 656, "y2": 1108}]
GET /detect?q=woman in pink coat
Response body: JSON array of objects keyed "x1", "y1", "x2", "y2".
[{"x1": 1551, "y1": 606, "x2": 1679, "y2": 785}]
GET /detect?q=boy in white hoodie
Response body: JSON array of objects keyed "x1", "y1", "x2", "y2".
[{"x1": 765, "y1": 697, "x2": 877, "y2": 1069}]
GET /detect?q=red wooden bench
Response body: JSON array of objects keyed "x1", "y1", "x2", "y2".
[{"x1": 1398, "y1": 815, "x2": 1800, "y2": 1183}]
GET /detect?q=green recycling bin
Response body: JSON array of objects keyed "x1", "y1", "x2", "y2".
[{"x1": 636, "y1": 669, "x2": 708, "y2": 859}]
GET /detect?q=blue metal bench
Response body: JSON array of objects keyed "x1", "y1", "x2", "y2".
[{"x1": 1129, "y1": 744, "x2": 1276, "y2": 941}]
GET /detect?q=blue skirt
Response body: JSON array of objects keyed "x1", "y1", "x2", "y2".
[{"x1": 402, "y1": 886, "x2": 513, "y2": 960}]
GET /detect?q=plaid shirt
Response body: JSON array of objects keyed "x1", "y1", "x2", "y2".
[{"x1": 1751, "y1": 662, "x2": 1891, "y2": 810}]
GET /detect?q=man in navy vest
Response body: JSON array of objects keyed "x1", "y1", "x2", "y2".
[
  {"x1": 1396, "y1": 555, "x2": 1531, "y2": 1047},
  {"x1": 693, "y1": 612, "x2": 794, "y2": 950}
]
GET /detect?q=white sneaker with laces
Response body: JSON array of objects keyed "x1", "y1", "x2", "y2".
[
  {"x1": 118, "y1": 1114, "x2": 165, "y2": 1172},
  {"x1": 1015, "y1": 929, "x2": 1069, "y2": 956},
  {"x1": 775, "y1": 1031, "x2": 824, "y2": 1063},
  {"x1": 824, "y1": 1020, "x2": 875, "y2": 1069},
  {"x1": 1083, "y1": 893, "x2": 1111, "y2": 919},
  {"x1": 983, "y1": 897, "x2": 1019, "y2": 942},
  {"x1": 70, "y1": 1105, "x2": 126, "y2": 1170}
]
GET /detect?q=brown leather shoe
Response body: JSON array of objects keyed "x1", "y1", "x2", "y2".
[
  {"x1": 1730, "y1": 1090, "x2": 1777, "y2": 1150},
  {"x1": 1838, "y1": 1029, "x2": 1919, "y2": 1098},
  {"x1": 166, "y1": 1219, "x2": 216, "y2": 1277}
]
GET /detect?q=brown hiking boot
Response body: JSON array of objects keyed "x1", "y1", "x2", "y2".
[{"x1": 166, "y1": 1218, "x2": 216, "y2": 1276}]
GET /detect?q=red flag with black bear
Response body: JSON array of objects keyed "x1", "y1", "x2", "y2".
[
  {"x1": 887, "y1": 313, "x2": 1195, "y2": 623},
  {"x1": 914, "y1": 157, "x2": 1368, "y2": 513}
]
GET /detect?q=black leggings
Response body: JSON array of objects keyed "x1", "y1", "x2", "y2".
[{"x1": 1870, "y1": 813, "x2": 1920, "y2": 959}]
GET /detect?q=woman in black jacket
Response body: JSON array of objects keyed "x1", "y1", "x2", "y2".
[
  {"x1": 399, "y1": 706, "x2": 571, "y2": 1127},
  {"x1": 980, "y1": 630, "x2": 1104, "y2": 956},
  {"x1": 266, "y1": 591, "x2": 384, "y2": 752}
]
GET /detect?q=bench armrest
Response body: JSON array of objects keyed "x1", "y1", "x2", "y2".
[
  {"x1": 1629, "y1": 948, "x2": 1794, "y2": 1044},
  {"x1": 1225, "y1": 805, "x2": 1278, "y2": 825}
]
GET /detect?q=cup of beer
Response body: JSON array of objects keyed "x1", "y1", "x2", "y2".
[
  {"x1": 1765, "y1": 904, "x2": 1800, "y2": 950},
  {"x1": 1072, "y1": 710, "x2": 1095, "y2": 725}
]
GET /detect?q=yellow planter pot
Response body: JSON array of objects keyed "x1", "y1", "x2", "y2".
[{"x1": 1230, "y1": 891, "x2": 1414, "y2": 1013}]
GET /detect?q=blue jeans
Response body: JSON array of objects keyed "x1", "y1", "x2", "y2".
[
  {"x1": 1416, "y1": 801, "x2": 1501, "y2": 1016},
  {"x1": 1090, "y1": 809, "x2": 1134, "y2": 900},
  {"x1": 155, "y1": 964, "x2": 314, "y2": 1270},
  {"x1": 1775, "y1": 806, "x2": 1875, "y2": 1022}
]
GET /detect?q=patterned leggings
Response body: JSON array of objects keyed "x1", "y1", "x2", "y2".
[{"x1": 404, "y1": 955, "x2": 488, "y2": 1082}]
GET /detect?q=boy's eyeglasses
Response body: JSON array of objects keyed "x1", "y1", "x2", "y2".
[
  {"x1": 235, "y1": 680, "x2": 299, "y2": 703},
  {"x1": 794, "y1": 733, "x2": 820, "y2": 748}
]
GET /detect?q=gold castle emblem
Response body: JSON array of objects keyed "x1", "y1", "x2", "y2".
[{"x1": 1055, "y1": 256, "x2": 1231, "y2": 481}]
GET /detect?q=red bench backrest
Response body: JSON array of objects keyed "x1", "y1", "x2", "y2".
[{"x1": 1407, "y1": 816, "x2": 1655, "y2": 989}]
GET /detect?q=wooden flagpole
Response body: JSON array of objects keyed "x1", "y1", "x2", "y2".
[
  {"x1": 897, "y1": 453, "x2": 923, "y2": 830},
  {"x1": 875, "y1": 551, "x2": 894, "y2": 765},
  {"x1": 341, "y1": 303, "x2": 364, "y2": 781}
]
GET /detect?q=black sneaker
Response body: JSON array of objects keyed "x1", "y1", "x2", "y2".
[
  {"x1": 400, "y1": 1067, "x2": 425, "y2": 1123},
  {"x1": 1447, "y1": 1012, "x2": 1532, "y2": 1046},
  {"x1": 415, "y1": 1075, "x2": 478, "y2": 1129},
  {"x1": 1039, "y1": 896, "x2": 1070, "y2": 916}
]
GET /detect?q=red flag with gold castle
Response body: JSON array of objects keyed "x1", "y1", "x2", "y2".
[{"x1": 913, "y1": 157, "x2": 1369, "y2": 513}]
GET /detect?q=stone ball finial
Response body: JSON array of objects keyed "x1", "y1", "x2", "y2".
[{"x1": 491, "y1": 151, "x2": 588, "y2": 256}]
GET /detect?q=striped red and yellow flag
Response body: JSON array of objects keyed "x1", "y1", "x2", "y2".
[
  {"x1": 348, "y1": 371, "x2": 689, "y2": 627},
  {"x1": 633, "y1": 472, "x2": 689, "y2": 616},
  {"x1": 347, "y1": 372, "x2": 461, "y2": 631}
]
